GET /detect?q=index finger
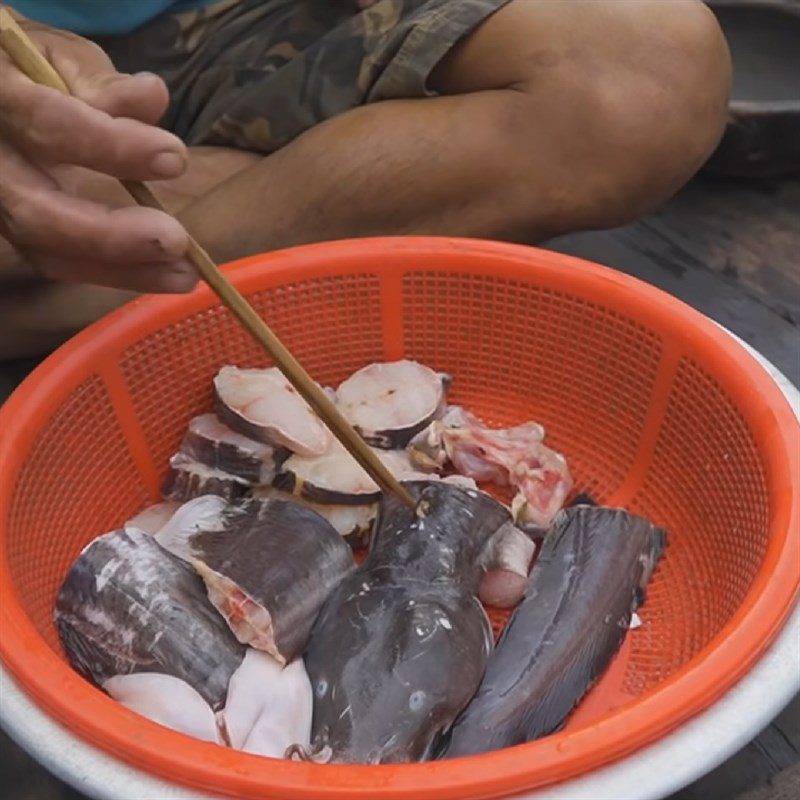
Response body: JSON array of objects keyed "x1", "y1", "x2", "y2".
[{"x1": 0, "y1": 68, "x2": 187, "y2": 180}]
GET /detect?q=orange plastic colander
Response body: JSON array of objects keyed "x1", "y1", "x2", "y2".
[{"x1": 0, "y1": 238, "x2": 798, "y2": 800}]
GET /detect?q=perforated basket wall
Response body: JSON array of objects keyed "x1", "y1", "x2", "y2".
[{"x1": 1, "y1": 239, "x2": 797, "y2": 800}]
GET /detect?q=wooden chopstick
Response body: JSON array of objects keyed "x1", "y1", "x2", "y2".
[{"x1": 0, "y1": 9, "x2": 415, "y2": 508}]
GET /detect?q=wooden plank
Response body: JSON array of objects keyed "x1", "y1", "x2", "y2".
[
  {"x1": 636, "y1": 176, "x2": 800, "y2": 326},
  {"x1": 547, "y1": 178, "x2": 800, "y2": 388}
]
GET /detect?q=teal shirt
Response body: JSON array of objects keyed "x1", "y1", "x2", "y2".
[{"x1": 9, "y1": 0, "x2": 218, "y2": 36}]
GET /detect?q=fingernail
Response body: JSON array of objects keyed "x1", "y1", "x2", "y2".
[
  {"x1": 134, "y1": 71, "x2": 160, "y2": 78},
  {"x1": 150, "y1": 150, "x2": 186, "y2": 178}
]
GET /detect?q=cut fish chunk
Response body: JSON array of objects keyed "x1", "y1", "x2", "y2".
[
  {"x1": 214, "y1": 365, "x2": 330, "y2": 456},
  {"x1": 443, "y1": 507, "x2": 666, "y2": 757},
  {"x1": 156, "y1": 497, "x2": 355, "y2": 665},
  {"x1": 180, "y1": 413, "x2": 281, "y2": 483},
  {"x1": 104, "y1": 673, "x2": 221, "y2": 744},
  {"x1": 251, "y1": 486, "x2": 377, "y2": 550},
  {"x1": 154, "y1": 495, "x2": 228, "y2": 562},
  {"x1": 162, "y1": 452, "x2": 251, "y2": 503},
  {"x1": 410, "y1": 406, "x2": 572, "y2": 528},
  {"x1": 304, "y1": 481, "x2": 510, "y2": 764},
  {"x1": 54, "y1": 527, "x2": 245, "y2": 710},
  {"x1": 337, "y1": 360, "x2": 447, "y2": 449},
  {"x1": 221, "y1": 649, "x2": 312, "y2": 758},
  {"x1": 275, "y1": 439, "x2": 431, "y2": 505}
]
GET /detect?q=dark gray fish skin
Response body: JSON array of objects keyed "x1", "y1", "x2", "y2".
[
  {"x1": 162, "y1": 452, "x2": 251, "y2": 503},
  {"x1": 187, "y1": 498, "x2": 356, "y2": 664},
  {"x1": 304, "y1": 481, "x2": 510, "y2": 764},
  {"x1": 54, "y1": 528, "x2": 245, "y2": 710},
  {"x1": 569, "y1": 492, "x2": 597, "y2": 507},
  {"x1": 180, "y1": 413, "x2": 285, "y2": 484},
  {"x1": 442, "y1": 506, "x2": 666, "y2": 758}
]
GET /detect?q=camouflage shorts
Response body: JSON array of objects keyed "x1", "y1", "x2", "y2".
[{"x1": 96, "y1": 0, "x2": 512, "y2": 154}]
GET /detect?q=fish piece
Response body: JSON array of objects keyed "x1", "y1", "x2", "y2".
[
  {"x1": 569, "y1": 492, "x2": 597, "y2": 507},
  {"x1": 251, "y1": 486, "x2": 376, "y2": 550},
  {"x1": 252, "y1": 486, "x2": 376, "y2": 550},
  {"x1": 477, "y1": 522, "x2": 535, "y2": 609},
  {"x1": 156, "y1": 497, "x2": 355, "y2": 665},
  {"x1": 299, "y1": 502, "x2": 376, "y2": 550},
  {"x1": 154, "y1": 495, "x2": 229, "y2": 561},
  {"x1": 443, "y1": 506, "x2": 666, "y2": 757},
  {"x1": 179, "y1": 413, "x2": 281, "y2": 483},
  {"x1": 275, "y1": 439, "x2": 431, "y2": 505},
  {"x1": 336, "y1": 361, "x2": 447, "y2": 449},
  {"x1": 214, "y1": 365, "x2": 330, "y2": 456},
  {"x1": 162, "y1": 452, "x2": 251, "y2": 503},
  {"x1": 220, "y1": 649, "x2": 313, "y2": 758},
  {"x1": 103, "y1": 673, "x2": 221, "y2": 744},
  {"x1": 440, "y1": 474, "x2": 479, "y2": 490},
  {"x1": 410, "y1": 406, "x2": 572, "y2": 528},
  {"x1": 517, "y1": 492, "x2": 599, "y2": 539},
  {"x1": 125, "y1": 501, "x2": 180, "y2": 536},
  {"x1": 304, "y1": 481, "x2": 510, "y2": 764},
  {"x1": 55, "y1": 527, "x2": 245, "y2": 710}
]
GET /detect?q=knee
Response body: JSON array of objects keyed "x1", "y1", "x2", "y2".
[
  {"x1": 578, "y1": 0, "x2": 732, "y2": 226},
  {"x1": 493, "y1": 0, "x2": 733, "y2": 235}
]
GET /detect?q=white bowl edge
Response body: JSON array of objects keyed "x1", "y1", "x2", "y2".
[{"x1": 1, "y1": 330, "x2": 798, "y2": 800}]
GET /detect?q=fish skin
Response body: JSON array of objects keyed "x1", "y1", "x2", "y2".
[
  {"x1": 442, "y1": 506, "x2": 666, "y2": 758},
  {"x1": 54, "y1": 527, "x2": 245, "y2": 710},
  {"x1": 162, "y1": 452, "x2": 251, "y2": 503},
  {"x1": 163, "y1": 497, "x2": 356, "y2": 664},
  {"x1": 304, "y1": 481, "x2": 510, "y2": 764},
  {"x1": 180, "y1": 413, "x2": 280, "y2": 484}
]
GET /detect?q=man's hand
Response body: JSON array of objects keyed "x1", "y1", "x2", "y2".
[{"x1": 0, "y1": 7, "x2": 196, "y2": 292}]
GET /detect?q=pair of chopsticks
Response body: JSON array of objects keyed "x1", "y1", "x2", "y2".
[{"x1": 0, "y1": 9, "x2": 414, "y2": 508}]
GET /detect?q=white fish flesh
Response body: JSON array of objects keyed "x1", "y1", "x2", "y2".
[
  {"x1": 103, "y1": 673, "x2": 221, "y2": 744},
  {"x1": 125, "y1": 501, "x2": 180, "y2": 536},
  {"x1": 54, "y1": 527, "x2": 245, "y2": 710},
  {"x1": 293, "y1": 501, "x2": 376, "y2": 550},
  {"x1": 214, "y1": 365, "x2": 330, "y2": 456},
  {"x1": 275, "y1": 439, "x2": 431, "y2": 505},
  {"x1": 477, "y1": 522, "x2": 536, "y2": 608},
  {"x1": 410, "y1": 406, "x2": 572, "y2": 528},
  {"x1": 154, "y1": 495, "x2": 229, "y2": 561},
  {"x1": 440, "y1": 474, "x2": 479, "y2": 490},
  {"x1": 336, "y1": 361, "x2": 447, "y2": 449},
  {"x1": 220, "y1": 649, "x2": 312, "y2": 758}
]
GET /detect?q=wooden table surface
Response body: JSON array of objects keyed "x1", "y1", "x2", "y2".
[{"x1": 2, "y1": 172, "x2": 798, "y2": 799}]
